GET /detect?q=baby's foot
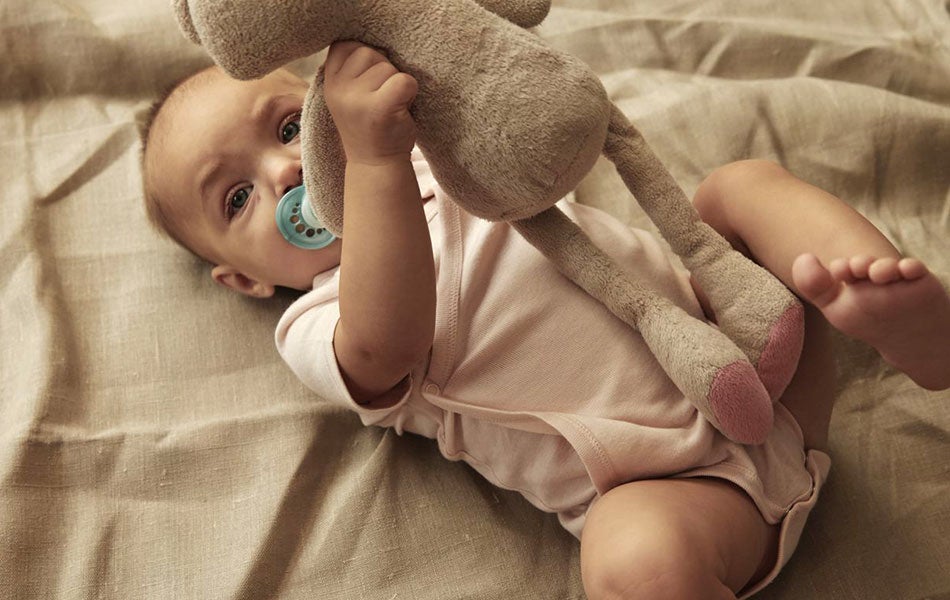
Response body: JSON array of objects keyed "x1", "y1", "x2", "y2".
[{"x1": 792, "y1": 253, "x2": 950, "y2": 390}]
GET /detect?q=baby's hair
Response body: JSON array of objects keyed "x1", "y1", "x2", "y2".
[{"x1": 137, "y1": 67, "x2": 217, "y2": 264}]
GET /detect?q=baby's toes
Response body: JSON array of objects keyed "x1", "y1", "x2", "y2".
[
  {"x1": 868, "y1": 257, "x2": 901, "y2": 284},
  {"x1": 829, "y1": 258, "x2": 857, "y2": 283},
  {"x1": 792, "y1": 254, "x2": 839, "y2": 306},
  {"x1": 849, "y1": 255, "x2": 875, "y2": 280},
  {"x1": 898, "y1": 257, "x2": 928, "y2": 280}
]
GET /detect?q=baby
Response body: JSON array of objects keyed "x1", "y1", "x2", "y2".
[{"x1": 141, "y1": 42, "x2": 950, "y2": 599}]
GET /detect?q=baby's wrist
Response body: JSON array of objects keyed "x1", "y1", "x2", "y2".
[{"x1": 345, "y1": 150, "x2": 413, "y2": 169}]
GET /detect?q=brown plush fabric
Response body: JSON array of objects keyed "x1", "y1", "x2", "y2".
[{"x1": 470, "y1": 0, "x2": 552, "y2": 27}]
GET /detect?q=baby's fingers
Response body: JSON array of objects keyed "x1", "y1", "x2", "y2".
[
  {"x1": 376, "y1": 72, "x2": 418, "y2": 110},
  {"x1": 341, "y1": 44, "x2": 390, "y2": 81},
  {"x1": 324, "y1": 41, "x2": 364, "y2": 77},
  {"x1": 326, "y1": 41, "x2": 390, "y2": 82},
  {"x1": 360, "y1": 61, "x2": 400, "y2": 92}
]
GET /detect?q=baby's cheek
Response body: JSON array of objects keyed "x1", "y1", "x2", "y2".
[{"x1": 242, "y1": 216, "x2": 281, "y2": 261}]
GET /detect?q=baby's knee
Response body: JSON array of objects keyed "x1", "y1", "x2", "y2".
[
  {"x1": 693, "y1": 159, "x2": 790, "y2": 217},
  {"x1": 581, "y1": 526, "x2": 732, "y2": 600}
]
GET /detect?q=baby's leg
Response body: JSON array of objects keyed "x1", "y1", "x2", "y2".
[
  {"x1": 580, "y1": 274, "x2": 840, "y2": 599},
  {"x1": 581, "y1": 478, "x2": 778, "y2": 599},
  {"x1": 693, "y1": 160, "x2": 950, "y2": 391}
]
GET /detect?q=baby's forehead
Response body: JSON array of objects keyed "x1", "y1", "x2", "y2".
[
  {"x1": 149, "y1": 66, "x2": 308, "y2": 171},
  {"x1": 143, "y1": 69, "x2": 237, "y2": 237},
  {"x1": 163, "y1": 66, "x2": 306, "y2": 121},
  {"x1": 193, "y1": 66, "x2": 308, "y2": 96},
  {"x1": 153, "y1": 67, "x2": 304, "y2": 157},
  {"x1": 148, "y1": 68, "x2": 223, "y2": 151},
  {"x1": 164, "y1": 67, "x2": 241, "y2": 118}
]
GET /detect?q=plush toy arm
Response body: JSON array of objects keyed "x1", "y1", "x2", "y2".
[
  {"x1": 300, "y1": 69, "x2": 347, "y2": 237},
  {"x1": 471, "y1": 0, "x2": 551, "y2": 28}
]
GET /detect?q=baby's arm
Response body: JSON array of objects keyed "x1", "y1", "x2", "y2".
[{"x1": 323, "y1": 42, "x2": 435, "y2": 406}]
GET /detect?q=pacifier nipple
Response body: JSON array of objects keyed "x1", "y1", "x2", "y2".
[{"x1": 275, "y1": 186, "x2": 336, "y2": 250}]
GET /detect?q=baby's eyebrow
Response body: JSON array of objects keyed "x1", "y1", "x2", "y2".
[
  {"x1": 252, "y1": 93, "x2": 298, "y2": 124},
  {"x1": 197, "y1": 159, "x2": 224, "y2": 217}
]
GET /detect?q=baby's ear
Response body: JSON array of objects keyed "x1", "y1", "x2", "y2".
[{"x1": 211, "y1": 266, "x2": 275, "y2": 298}]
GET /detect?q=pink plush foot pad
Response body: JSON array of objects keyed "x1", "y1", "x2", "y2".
[
  {"x1": 756, "y1": 302, "x2": 805, "y2": 401},
  {"x1": 707, "y1": 360, "x2": 774, "y2": 445}
]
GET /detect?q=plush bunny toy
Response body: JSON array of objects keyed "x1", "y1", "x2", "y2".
[{"x1": 172, "y1": 0, "x2": 804, "y2": 445}]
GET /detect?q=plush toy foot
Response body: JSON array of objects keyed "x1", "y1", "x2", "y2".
[
  {"x1": 707, "y1": 359, "x2": 775, "y2": 445},
  {"x1": 638, "y1": 302, "x2": 775, "y2": 445},
  {"x1": 690, "y1": 245, "x2": 805, "y2": 401},
  {"x1": 754, "y1": 300, "x2": 804, "y2": 399}
]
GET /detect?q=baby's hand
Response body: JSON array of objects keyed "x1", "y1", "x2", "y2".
[{"x1": 323, "y1": 41, "x2": 419, "y2": 166}]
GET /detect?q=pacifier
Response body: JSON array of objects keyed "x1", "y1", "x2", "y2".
[{"x1": 275, "y1": 186, "x2": 336, "y2": 250}]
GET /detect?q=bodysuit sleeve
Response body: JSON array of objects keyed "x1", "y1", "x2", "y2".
[
  {"x1": 275, "y1": 275, "x2": 411, "y2": 428},
  {"x1": 274, "y1": 147, "x2": 434, "y2": 428}
]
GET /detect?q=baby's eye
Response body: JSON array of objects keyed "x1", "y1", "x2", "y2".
[
  {"x1": 280, "y1": 111, "x2": 302, "y2": 144},
  {"x1": 226, "y1": 186, "x2": 251, "y2": 220}
]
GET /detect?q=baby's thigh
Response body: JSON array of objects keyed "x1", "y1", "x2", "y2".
[{"x1": 580, "y1": 478, "x2": 778, "y2": 600}]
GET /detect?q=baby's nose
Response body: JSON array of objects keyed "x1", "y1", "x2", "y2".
[{"x1": 278, "y1": 171, "x2": 304, "y2": 200}]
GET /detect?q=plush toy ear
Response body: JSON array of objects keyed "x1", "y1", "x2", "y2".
[
  {"x1": 171, "y1": 0, "x2": 202, "y2": 45},
  {"x1": 471, "y1": 0, "x2": 551, "y2": 28}
]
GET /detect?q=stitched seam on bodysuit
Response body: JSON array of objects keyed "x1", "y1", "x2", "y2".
[
  {"x1": 558, "y1": 414, "x2": 619, "y2": 492},
  {"x1": 428, "y1": 200, "x2": 463, "y2": 387},
  {"x1": 436, "y1": 429, "x2": 566, "y2": 513},
  {"x1": 674, "y1": 461, "x2": 791, "y2": 519}
]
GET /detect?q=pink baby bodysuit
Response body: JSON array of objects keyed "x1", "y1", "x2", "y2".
[{"x1": 275, "y1": 150, "x2": 828, "y2": 559}]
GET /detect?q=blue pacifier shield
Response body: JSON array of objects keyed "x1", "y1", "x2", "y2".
[{"x1": 275, "y1": 186, "x2": 336, "y2": 250}]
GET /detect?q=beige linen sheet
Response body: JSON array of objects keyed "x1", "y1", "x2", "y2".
[{"x1": 1, "y1": 0, "x2": 948, "y2": 598}]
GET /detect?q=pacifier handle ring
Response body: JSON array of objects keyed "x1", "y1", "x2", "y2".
[{"x1": 275, "y1": 186, "x2": 336, "y2": 250}]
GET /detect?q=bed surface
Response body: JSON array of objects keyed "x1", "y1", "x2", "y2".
[{"x1": 1, "y1": 0, "x2": 948, "y2": 598}]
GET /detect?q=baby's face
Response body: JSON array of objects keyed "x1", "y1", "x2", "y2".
[{"x1": 146, "y1": 67, "x2": 341, "y2": 296}]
